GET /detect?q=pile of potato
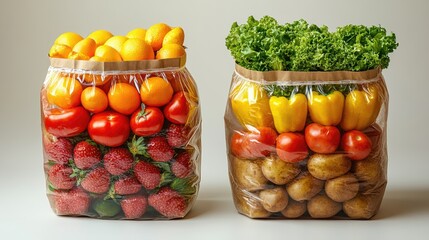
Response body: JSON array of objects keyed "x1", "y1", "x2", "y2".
[{"x1": 229, "y1": 126, "x2": 387, "y2": 219}]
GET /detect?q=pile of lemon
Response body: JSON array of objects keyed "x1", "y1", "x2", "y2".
[{"x1": 49, "y1": 23, "x2": 186, "y2": 62}]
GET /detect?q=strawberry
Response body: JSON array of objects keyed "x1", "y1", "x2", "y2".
[
  {"x1": 171, "y1": 151, "x2": 193, "y2": 178},
  {"x1": 80, "y1": 168, "x2": 110, "y2": 194},
  {"x1": 148, "y1": 187, "x2": 187, "y2": 218},
  {"x1": 134, "y1": 161, "x2": 161, "y2": 190},
  {"x1": 53, "y1": 188, "x2": 90, "y2": 215},
  {"x1": 114, "y1": 176, "x2": 141, "y2": 195},
  {"x1": 147, "y1": 136, "x2": 174, "y2": 162},
  {"x1": 166, "y1": 124, "x2": 189, "y2": 148},
  {"x1": 121, "y1": 195, "x2": 147, "y2": 219},
  {"x1": 44, "y1": 138, "x2": 73, "y2": 164},
  {"x1": 73, "y1": 141, "x2": 101, "y2": 169},
  {"x1": 103, "y1": 148, "x2": 134, "y2": 175},
  {"x1": 48, "y1": 164, "x2": 76, "y2": 190}
]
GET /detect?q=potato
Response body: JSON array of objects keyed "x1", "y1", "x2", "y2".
[
  {"x1": 259, "y1": 187, "x2": 289, "y2": 212},
  {"x1": 325, "y1": 173, "x2": 359, "y2": 202},
  {"x1": 281, "y1": 199, "x2": 306, "y2": 218},
  {"x1": 353, "y1": 153, "x2": 386, "y2": 193},
  {"x1": 232, "y1": 186, "x2": 271, "y2": 218},
  {"x1": 261, "y1": 155, "x2": 301, "y2": 185},
  {"x1": 307, "y1": 194, "x2": 342, "y2": 218},
  {"x1": 308, "y1": 154, "x2": 351, "y2": 180},
  {"x1": 286, "y1": 172, "x2": 324, "y2": 201},
  {"x1": 231, "y1": 157, "x2": 268, "y2": 191},
  {"x1": 343, "y1": 191, "x2": 385, "y2": 219}
]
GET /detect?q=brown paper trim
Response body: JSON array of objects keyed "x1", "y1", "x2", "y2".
[
  {"x1": 235, "y1": 64, "x2": 381, "y2": 82},
  {"x1": 50, "y1": 57, "x2": 185, "y2": 71}
]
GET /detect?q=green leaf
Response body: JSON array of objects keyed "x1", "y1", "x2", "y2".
[
  {"x1": 170, "y1": 177, "x2": 197, "y2": 196},
  {"x1": 127, "y1": 135, "x2": 149, "y2": 158}
]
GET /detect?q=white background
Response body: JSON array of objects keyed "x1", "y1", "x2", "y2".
[{"x1": 0, "y1": 0, "x2": 428, "y2": 239}]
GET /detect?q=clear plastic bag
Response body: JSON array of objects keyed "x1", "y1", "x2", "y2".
[
  {"x1": 41, "y1": 58, "x2": 201, "y2": 219},
  {"x1": 225, "y1": 65, "x2": 388, "y2": 219}
]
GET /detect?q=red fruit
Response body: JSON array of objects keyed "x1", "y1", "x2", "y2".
[
  {"x1": 166, "y1": 124, "x2": 189, "y2": 148},
  {"x1": 305, "y1": 123, "x2": 341, "y2": 154},
  {"x1": 148, "y1": 187, "x2": 187, "y2": 218},
  {"x1": 80, "y1": 168, "x2": 110, "y2": 194},
  {"x1": 130, "y1": 106, "x2": 164, "y2": 137},
  {"x1": 73, "y1": 141, "x2": 101, "y2": 169},
  {"x1": 121, "y1": 195, "x2": 148, "y2": 219},
  {"x1": 341, "y1": 130, "x2": 372, "y2": 160},
  {"x1": 53, "y1": 188, "x2": 90, "y2": 215},
  {"x1": 48, "y1": 164, "x2": 76, "y2": 190},
  {"x1": 44, "y1": 107, "x2": 90, "y2": 137},
  {"x1": 88, "y1": 111, "x2": 130, "y2": 147},
  {"x1": 103, "y1": 148, "x2": 134, "y2": 175},
  {"x1": 147, "y1": 136, "x2": 174, "y2": 162},
  {"x1": 44, "y1": 138, "x2": 73, "y2": 164},
  {"x1": 171, "y1": 152, "x2": 193, "y2": 178},
  {"x1": 163, "y1": 91, "x2": 189, "y2": 125},
  {"x1": 134, "y1": 161, "x2": 161, "y2": 190},
  {"x1": 276, "y1": 133, "x2": 309, "y2": 163},
  {"x1": 230, "y1": 127, "x2": 277, "y2": 159},
  {"x1": 114, "y1": 176, "x2": 141, "y2": 195}
]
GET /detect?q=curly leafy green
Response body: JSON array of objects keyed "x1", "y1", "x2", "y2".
[{"x1": 225, "y1": 16, "x2": 398, "y2": 71}]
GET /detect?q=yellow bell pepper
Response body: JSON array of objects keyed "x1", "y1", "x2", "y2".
[
  {"x1": 230, "y1": 81, "x2": 273, "y2": 129},
  {"x1": 308, "y1": 91, "x2": 344, "y2": 126},
  {"x1": 269, "y1": 94, "x2": 307, "y2": 133},
  {"x1": 341, "y1": 84, "x2": 382, "y2": 131}
]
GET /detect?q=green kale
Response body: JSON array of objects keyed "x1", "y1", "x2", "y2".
[{"x1": 225, "y1": 16, "x2": 398, "y2": 72}]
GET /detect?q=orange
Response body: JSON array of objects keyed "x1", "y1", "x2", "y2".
[
  {"x1": 87, "y1": 30, "x2": 113, "y2": 46},
  {"x1": 145, "y1": 23, "x2": 171, "y2": 51},
  {"x1": 49, "y1": 44, "x2": 72, "y2": 58},
  {"x1": 108, "y1": 82, "x2": 140, "y2": 115},
  {"x1": 140, "y1": 77, "x2": 173, "y2": 107},
  {"x1": 54, "y1": 32, "x2": 83, "y2": 48},
  {"x1": 47, "y1": 76, "x2": 83, "y2": 109},
  {"x1": 156, "y1": 43, "x2": 186, "y2": 60},
  {"x1": 162, "y1": 27, "x2": 185, "y2": 46},
  {"x1": 94, "y1": 45, "x2": 122, "y2": 61},
  {"x1": 68, "y1": 38, "x2": 96, "y2": 60},
  {"x1": 126, "y1": 28, "x2": 147, "y2": 40},
  {"x1": 120, "y1": 38, "x2": 154, "y2": 61},
  {"x1": 80, "y1": 73, "x2": 112, "y2": 86},
  {"x1": 81, "y1": 87, "x2": 108, "y2": 113},
  {"x1": 104, "y1": 36, "x2": 128, "y2": 52}
]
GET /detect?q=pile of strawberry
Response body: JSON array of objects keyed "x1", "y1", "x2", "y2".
[{"x1": 43, "y1": 74, "x2": 198, "y2": 219}]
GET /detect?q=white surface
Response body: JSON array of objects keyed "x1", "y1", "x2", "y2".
[{"x1": 1, "y1": 0, "x2": 429, "y2": 239}]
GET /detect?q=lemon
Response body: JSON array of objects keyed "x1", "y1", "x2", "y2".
[
  {"x1": 120, "y1": 38, "x2": 154, "y2": 61},
  {"x1": 54, "y1": 32, "x2": 83, "y2": 48},
  {"x1": 94, "y1": 45, "x2": 122, "y2": 61},
  {"x1": 126, "y1": 28, "x2": 147, "y2": 40},
  {"x1": 104, "y1": 36, "x2": 128, "y2": 53},
  {"x1": 163, "y1": 27, "x2": 185, "y2": 46},
  {"x1": 68, "y1": 38, "x2": 96, "y2": 60},
  {"x1": 145, "y1": 23, "x2": 171, "y2": 51},
  {"x1": 88, "y1": 30, "x2": 113, "y2": 46},
  {"x1": 49, "y1": 44, "x2": 72, "y2": 58}
]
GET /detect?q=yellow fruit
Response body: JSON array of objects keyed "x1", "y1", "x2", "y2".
[
  {"x1": 104, "y1": 36, "x2": 128, "y2": 52},
  {"x1": 87, "y1": 30, "x2": 113, "y2": 46},
  {"x1": 49, "y1": 44, "x2": 72, "y2": 58},
  {"x1": 47, "y1": 76, "x2": 83, "y2": 109},
  {"x1": 89, "y1": 56, "x2": 104, "y2": 61},
  {"x1": 163, "y1": 27, "x2": 185, "y2": 46},
  {"x1": 156, "y1": 43, "x2": 186, "y2": 61},
  {"x1": 94, "y1": 45, "x2": 122, "y2": 61},
  {"x1": 120, "y1": 38, "x2": 154, "y2": 61},
  {"x1": 126, "y1": 28, "x2": 147, "y2": 40},
  {"x1": 145, "y1": 23, "x2": 171, "y2": 51},
  {"x1": 68, "y1": 38, "x2": 96, "y2": 60},
  {"x1": 54, "y1": 32, "x2": 83, "y2": 48}
]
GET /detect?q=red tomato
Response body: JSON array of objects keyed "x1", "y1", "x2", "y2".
[
  {"x1": 276, "y1": 133, "x2": 308, "y2": 163},
  {"x1": 230, "y1": 127, "x2": 277, "y2": 159},
  {"x1": 88, "y1": 111, "x2": 130, "y2": 147},
  {"x1": 130, "y1": 105, "x2": 164, "y2": 136},
  {"x1": 44, "y1": 107, "x2": 90, "y2": 137},
  {"x1": 163, "y1": 91, "x2": 189, "y2": 124},
  {"x1": 305, "y1": 123, "x2": 340, "y2": 154},
  {"x1": 341, "y1": 130, "x2": 372, "y2": 160}
]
